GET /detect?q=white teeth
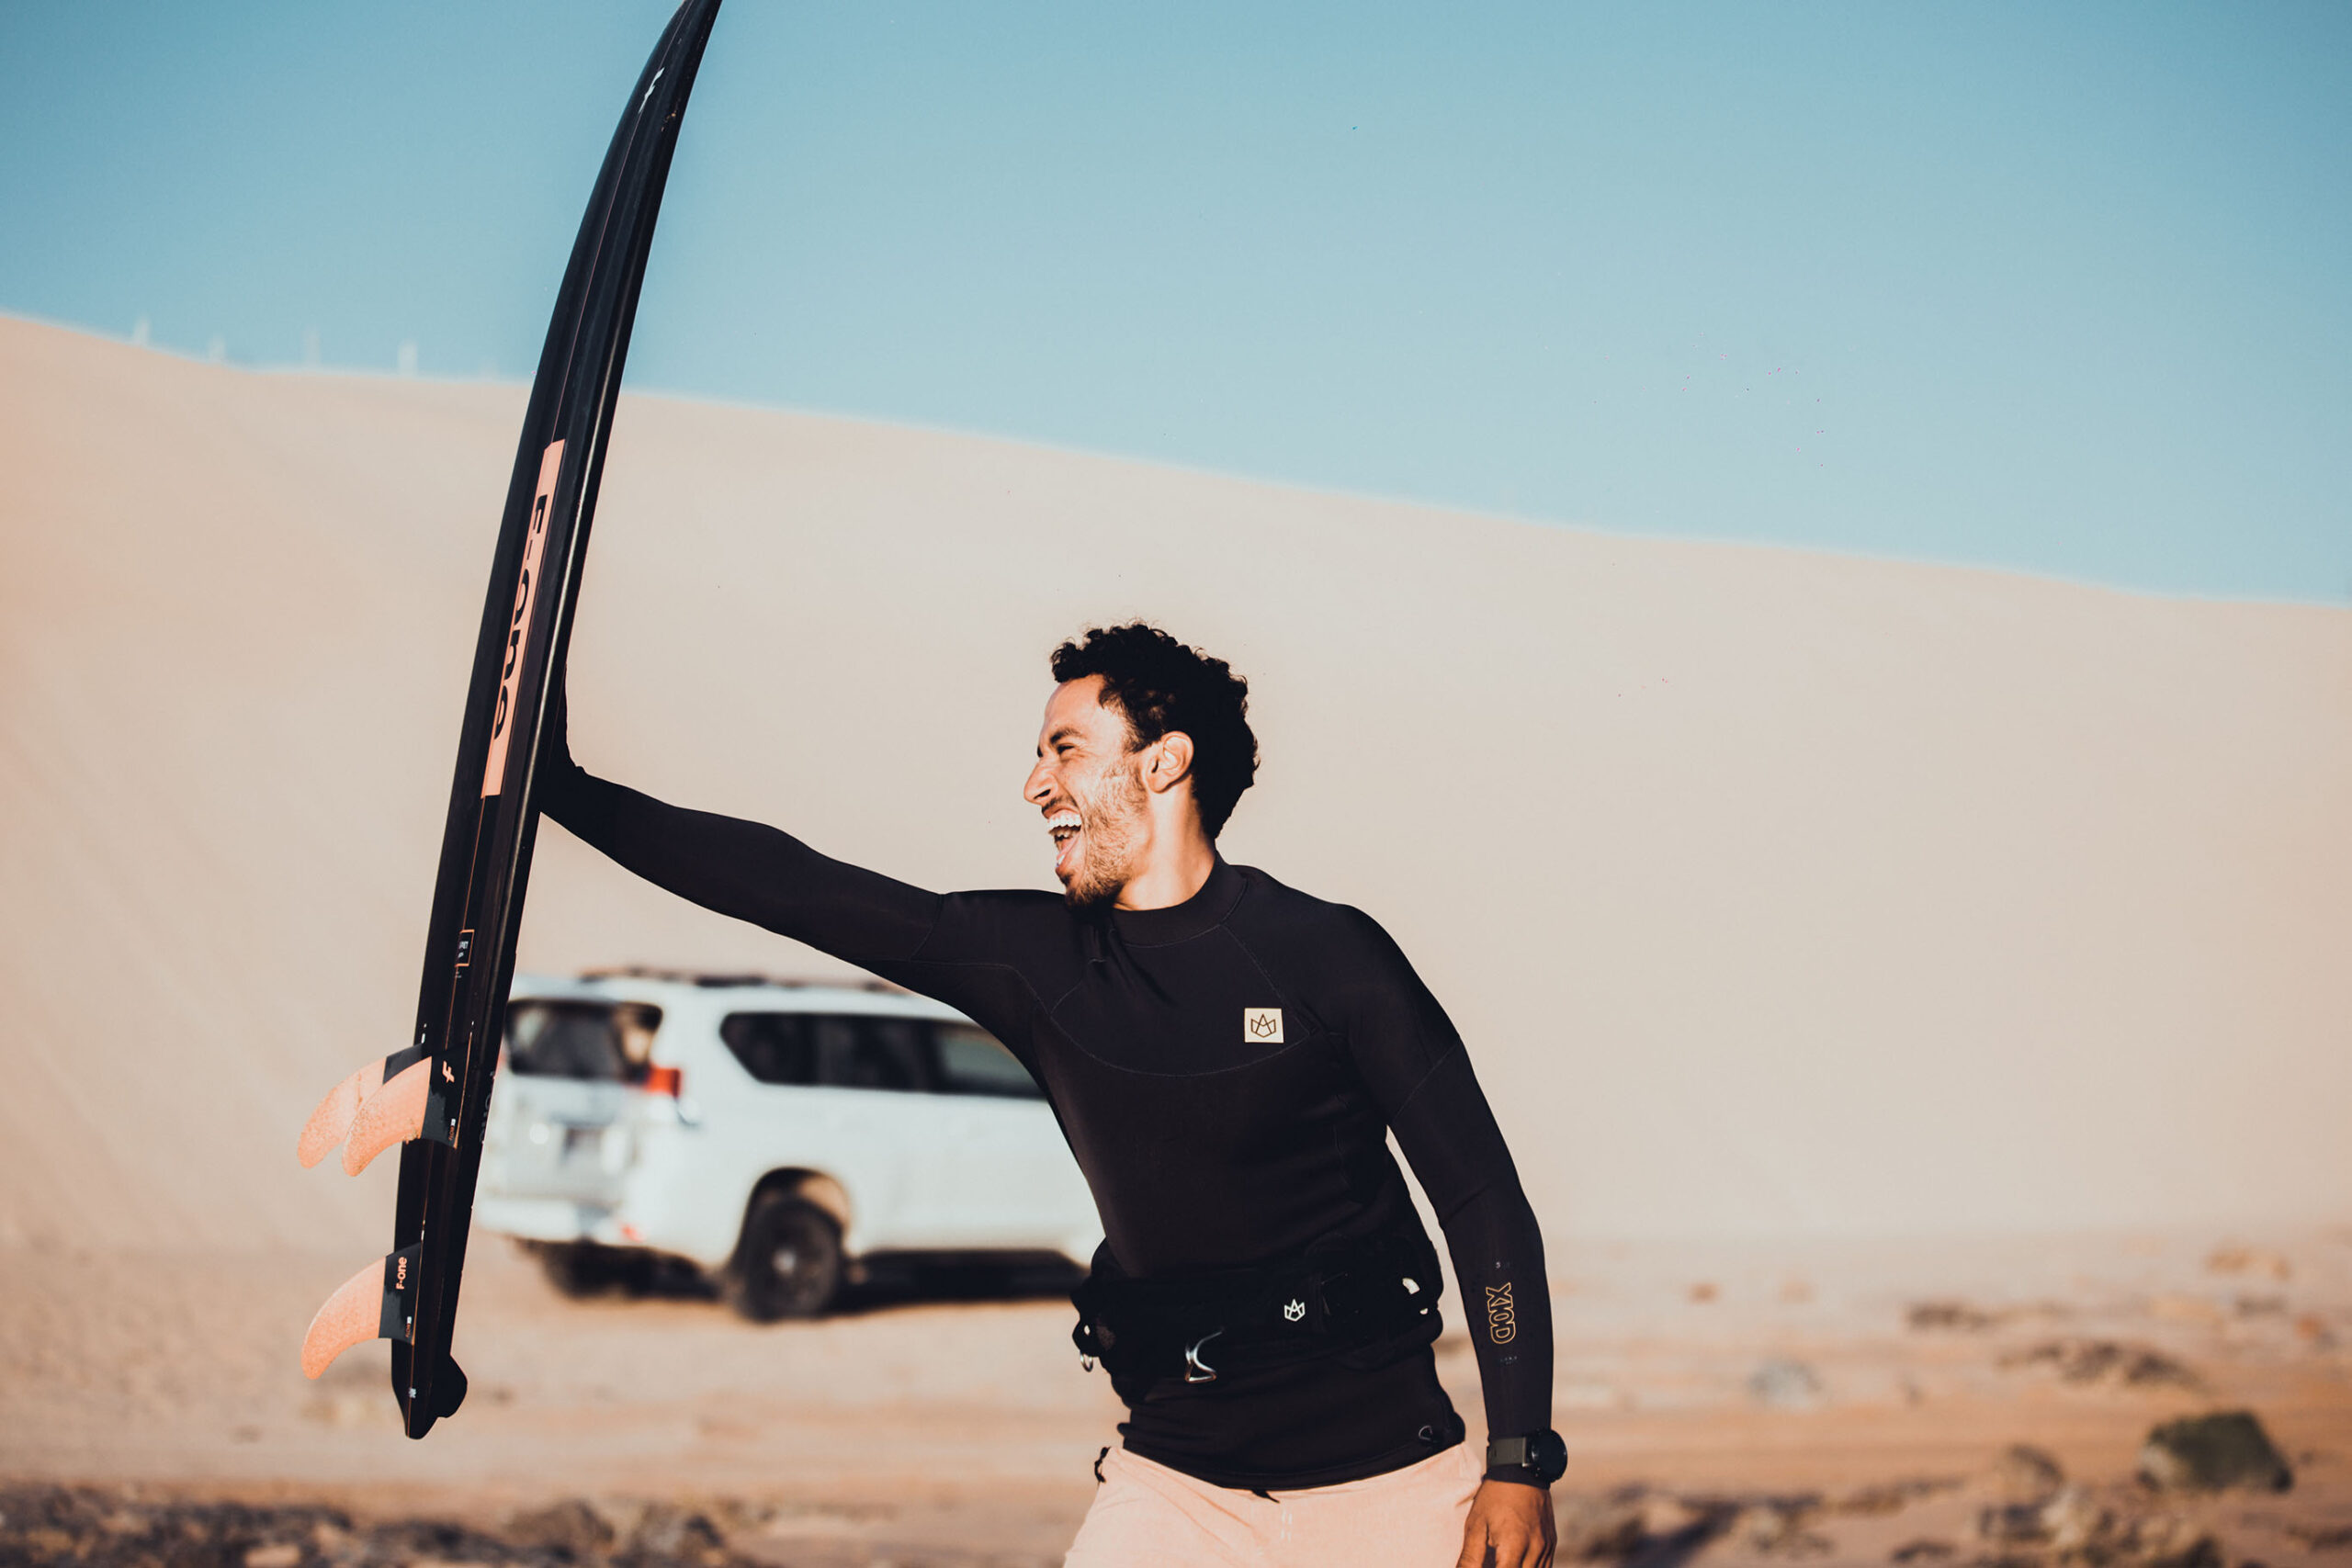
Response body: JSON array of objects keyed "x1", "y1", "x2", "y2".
[{"x1": 1046, "y1": 812, "x2": 1081, "y2": 832}]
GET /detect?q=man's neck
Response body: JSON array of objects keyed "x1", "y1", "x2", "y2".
[{"x1": 1113, "y1": 833, "x2": 1220, "y2": 912}]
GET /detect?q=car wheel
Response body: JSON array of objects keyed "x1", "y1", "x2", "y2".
[{"x1": 727, "y1": 1196, "x2": 843, "y2": 1322}]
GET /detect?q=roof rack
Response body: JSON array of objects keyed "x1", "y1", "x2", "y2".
[{"x1": 576, "y1": 965, "x2": 901, "y2": 994}]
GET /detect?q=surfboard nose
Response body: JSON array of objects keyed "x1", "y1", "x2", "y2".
[{"x1": 343, "y1": 1057, "x2": 433, "y2": 1176}]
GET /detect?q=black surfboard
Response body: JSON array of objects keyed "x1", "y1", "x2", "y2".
[{"x1": 300, "y1": 0, "x2": 724, "y2": 1439}]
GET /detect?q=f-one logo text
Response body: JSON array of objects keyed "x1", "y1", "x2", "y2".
[
  {"x1": 480, "y1": 440, "x2": 566, "y2": 797},
  {"x1": 1485, "y1": 1282, "x2": 1517, "y2": 1344}
]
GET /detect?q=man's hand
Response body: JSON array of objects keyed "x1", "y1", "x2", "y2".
[{"x1": 1454, "y1": 1479, "x2": 1555, "y2": 1568}]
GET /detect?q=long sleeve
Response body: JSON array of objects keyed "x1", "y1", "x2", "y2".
[
  {"x1": 532, "y1": 745, "x2": 1550, "y2": 1488},
  {"x1": 1333, "y1": 912, "x2": 1555, "y2": 1483},
  {"x1": 538, "y1": 758, "x2": 946, "y2": 969},
  {"x1": 1386, "y1": 1052, "x2": 1554, "y2": 1481}
]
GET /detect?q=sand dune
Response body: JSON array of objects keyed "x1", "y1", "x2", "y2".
[{"x1": 1, "y1": 312, "x2": 2346, "y2": 1253}]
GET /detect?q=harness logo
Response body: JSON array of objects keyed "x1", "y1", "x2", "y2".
[
  {"x1": 1244, "y1": 1008, "x2": 1284, "y2": 1043},
  {"x1": 1485, "y1": 1282, "x2": 1517, "y2": 1345},
  {"x1": 1283, "y1": 1298, "x2": 1306, "y2": 1323},
  {"x1": 394, "y1": 1253, "x2": 408, "y2": 1290}
]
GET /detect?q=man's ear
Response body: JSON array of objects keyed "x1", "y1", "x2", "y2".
[{"x1": 1143, "y1": 731, "x2": 1195, "y2": 795}]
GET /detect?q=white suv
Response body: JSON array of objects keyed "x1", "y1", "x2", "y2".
[{"x1": 476, "y1": 970, "x2": 1103, "y2": 1319}]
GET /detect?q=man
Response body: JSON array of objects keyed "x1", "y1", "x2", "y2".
[{"x1": 542, "y1": 622, "x2": 1561, "y2": 1567}]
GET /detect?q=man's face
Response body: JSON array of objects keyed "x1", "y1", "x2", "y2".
[{"x1": 1023, "y1": 676, "x2": 1148, "y2": 906}]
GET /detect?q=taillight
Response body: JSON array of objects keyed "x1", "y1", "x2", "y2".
[{"x1": 642, "y1": 1066, "x2": 683, "y2": 1097}]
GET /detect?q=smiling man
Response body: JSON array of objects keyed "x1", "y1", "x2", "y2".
[{"x1": 540, "y1": 622, "x2": 1560, "y2": 1568}]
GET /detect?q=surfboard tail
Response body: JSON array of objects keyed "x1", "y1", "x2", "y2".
[{"x1": 300, "y1": 1244, "x2": 421, "y2": 1379}]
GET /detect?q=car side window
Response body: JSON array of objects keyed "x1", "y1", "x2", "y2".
[
  {"x1": 813, "y1": 1015, "x2": 931, "y2": 1092},
  {"x1": 932, "y1": 1024, "x2": 1043, "y2": 1100},
  {"x1": 719, "y1": 1012, "x2": 817, "y2": 1086}
]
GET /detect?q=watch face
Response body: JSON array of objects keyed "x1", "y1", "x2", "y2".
[{"x1": 1527, "y1": 1428, "x2": 1569, "y2": 1483}]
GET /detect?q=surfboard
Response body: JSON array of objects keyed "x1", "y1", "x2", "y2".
[{"x1": 293, "y1": 0, "x2": 724, "y2": 1438}]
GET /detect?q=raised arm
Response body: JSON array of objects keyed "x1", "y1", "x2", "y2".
[
  {"x1": 542, "y1": 770, "x2": 944, "y2": 964},
  {"x1": 537, "y1": 703, "x2": 946, "y2": 970}
]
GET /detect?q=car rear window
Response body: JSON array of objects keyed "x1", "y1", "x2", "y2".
[
  {"x1": 719, "y1": 1011, "x2": 1041, "y2": 1100},
  {"x1": 505, "y1": 1000, "x2": 662, "y2": 1082}
]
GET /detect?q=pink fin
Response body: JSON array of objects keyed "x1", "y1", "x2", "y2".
[
  {"x1": 301, "y1": 1256, "x2": 388, "y2": 1379},
  {"x1": 297, "y1": 1057, "x2": 389, "y2": 1169},
  {"x1": 343, "y1": 1057, "x2": 431, "y2": 1176}
]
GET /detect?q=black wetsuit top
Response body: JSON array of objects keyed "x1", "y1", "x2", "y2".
[{"x1": 541, "y1": 761, "x2": 1554, "y2": 1491}]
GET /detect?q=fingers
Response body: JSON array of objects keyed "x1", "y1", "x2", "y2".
[
  {"x1": 300, "y1": 1255, "x2": 390, "y2": 1379},
  {"x1": 1482, "y1": 1526, "x2": 1549, "y2": 1568},
  {"x1": 344, "y1": 1057, "x2": 432, "y2": 1176},
  {"x1": 1460, "y1": 1487, "x2": 1558, "y2": 1568},
  {"x1": 297, "y1": 1058, "x2": 388, "y2": 1168}
]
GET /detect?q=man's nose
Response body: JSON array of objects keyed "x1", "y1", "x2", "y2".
[{"x1": 1023, "y1": 762, "x2": 1053, "y2": 804}]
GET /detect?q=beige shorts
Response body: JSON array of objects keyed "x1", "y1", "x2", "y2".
[{"x1": 1064, "y1": 1443, "x2": 1481, "y2": 1568}]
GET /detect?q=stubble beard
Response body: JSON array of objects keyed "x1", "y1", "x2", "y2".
[{"x1": 1063, "y1": 757, "x2": 1148, "y2": 908}]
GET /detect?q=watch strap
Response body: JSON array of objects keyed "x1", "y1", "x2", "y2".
[
  {"x1": 1487, "y1": 1436, "x2": 1536, "y2": 1469},
  {"x1": 1486, "y1": 1428, "x2": 1567, "y2": 1483}
]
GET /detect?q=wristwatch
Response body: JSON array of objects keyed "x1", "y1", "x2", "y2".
[{"x1": 1487, "y1": 1429, "x2": 1568, "y2": 1484}]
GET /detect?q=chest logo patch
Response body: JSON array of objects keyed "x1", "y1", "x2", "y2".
[{"x1": 1243, "y1": 1007, "x2": 1284, "y2": 1043}]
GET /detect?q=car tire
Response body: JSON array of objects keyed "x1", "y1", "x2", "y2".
[{"x1": 727, "y1": 1196, "x2": 843, "y2": 1322}]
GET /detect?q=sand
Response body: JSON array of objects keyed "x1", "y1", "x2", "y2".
[
  {"x1": 2, "y1": 1228, "x2": 2347, "y2": 1564},
  {"x1": 1, "y1": 312, "x2": 2348, "y2": 1558}
]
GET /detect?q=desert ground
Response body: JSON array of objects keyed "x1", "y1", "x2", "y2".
[
  {"x1": 3, "y1": 1228, "x2": 2348, "y2": 1566},
  {"x1": 2, "y1": 315, "x2": 2347, "y2": 1562}
]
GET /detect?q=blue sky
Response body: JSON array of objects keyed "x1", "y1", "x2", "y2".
[{"x1": 4, "y1": 2, "x2": 2346, "y2": 600}]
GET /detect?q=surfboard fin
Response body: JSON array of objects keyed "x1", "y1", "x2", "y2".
[
  {"x1": 298, "y1": 1059, "x2": 383, "y2": 1168},
  {"x1": 298, "y1": 1045, "x2": 426, "y2": 1168},
  {"x1": 300, "y1": 1243, "x2": 421, "y2": 1379},
  {"x1": 344, "y1": 1057, "x2": 434, "y2": 1176}
]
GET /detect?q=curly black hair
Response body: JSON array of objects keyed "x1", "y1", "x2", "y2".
[{"x1": 1049, "y1": 623, "x2": 1259, "y2": 839}]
